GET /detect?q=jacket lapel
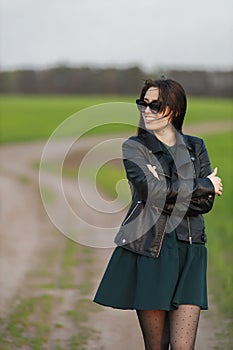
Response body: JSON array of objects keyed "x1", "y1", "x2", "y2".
[{"x1": 139, "y1": 130, "x2": 193, "y2": 179}]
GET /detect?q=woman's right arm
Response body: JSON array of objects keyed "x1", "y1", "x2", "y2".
[{"x1": 122, "y1": 138, "x2": 216, "y2": 211}]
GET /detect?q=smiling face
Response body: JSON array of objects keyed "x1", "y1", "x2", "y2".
[{"x1": 142, "y1": 87, "x2": 170, "y2": 131}]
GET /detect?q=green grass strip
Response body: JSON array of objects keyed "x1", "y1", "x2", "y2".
[
  {"x1": 0, "y1": 295, "x2": 53, "y2": 350},
  {"x1": 1, "y1": 95, "x2": 232, "y2": 143},
  {"x1": 204, "y1": 132, "x2": 233, "y2": 318}
]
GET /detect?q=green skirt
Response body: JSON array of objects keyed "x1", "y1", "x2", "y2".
[{"x1": 93, "y1": 231, "x2": 208, "y2": 310}]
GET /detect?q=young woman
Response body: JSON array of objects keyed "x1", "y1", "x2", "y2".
[{"x1": 93, "y1": 78, "x2": 223, "y2": 350}]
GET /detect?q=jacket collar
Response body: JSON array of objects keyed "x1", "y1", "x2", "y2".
[
  {"x1": 139, "y1": 129, "x2": 192, "y2": 153},
  {"x1": 138, "y1": 130, "x2": 193, "y2": 172}
]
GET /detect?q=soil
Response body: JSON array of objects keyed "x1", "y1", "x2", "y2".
[{"x1": 1, "y1": 121, "x2": 232, "y2": 349}]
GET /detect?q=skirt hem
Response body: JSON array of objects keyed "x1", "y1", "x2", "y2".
[{"x1": 93, "y1": 299, "x2": 208, "y2": 311}]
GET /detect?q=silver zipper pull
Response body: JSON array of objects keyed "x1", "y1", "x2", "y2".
[{"x1": 187, "y1": 216, "x2": 192, "y2": 244}]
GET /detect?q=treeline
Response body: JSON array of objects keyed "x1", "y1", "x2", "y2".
[{"x1": 0, "y1": 66, "x2": 232, "y2": 97}]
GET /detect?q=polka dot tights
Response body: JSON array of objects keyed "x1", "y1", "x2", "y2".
[{"x1": 136, "y1": 305, "x2": 200, "y2": 350}]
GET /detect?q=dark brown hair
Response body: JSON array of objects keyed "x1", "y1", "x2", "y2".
[{"x1": 137, "y1": 78, "x2": 187, "y2": 135}]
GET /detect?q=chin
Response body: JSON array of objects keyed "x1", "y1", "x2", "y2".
[{"x1": 145, "y1": 123, "x2": 160, "y2": 130}]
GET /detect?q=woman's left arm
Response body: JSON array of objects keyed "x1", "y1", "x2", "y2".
[
  {"x1": 186, "y1": 139, "x2": 215, "y2": 215},
  {"x1": 163, "y1": 139, "x2": 217, "y2": 215}
]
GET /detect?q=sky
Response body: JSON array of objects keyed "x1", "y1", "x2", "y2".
[{"x1": 0, "y1": 0, "x2": 233, "y2": 71}]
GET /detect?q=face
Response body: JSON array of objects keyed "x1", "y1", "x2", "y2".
[{"x1": 142, "y1": 87, "x2": 170, "y2": 131}]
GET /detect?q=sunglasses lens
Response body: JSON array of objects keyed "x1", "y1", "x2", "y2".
[
  {"x1": 149, "y1": 102, "x2": 160, "y2": 114},
  {"x1": 136, "y1": 99, "x2": 146, "y2": 112}
]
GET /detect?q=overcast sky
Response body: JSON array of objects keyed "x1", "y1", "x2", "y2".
[{"x1": 0, "y1": 0, "x2": 232, "y2": 71}]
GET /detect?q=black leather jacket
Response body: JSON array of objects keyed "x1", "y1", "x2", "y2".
[{"x1": 114, "y1": 130, "x2": 215, "y2": 258}]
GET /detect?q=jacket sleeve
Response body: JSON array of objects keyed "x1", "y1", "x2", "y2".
[
  {"x1": 122, "y1": 138, "x2": 215, "y2": 214},
  {"x1": 185, "y1": 139, "x2": 215, "y2": 215}
]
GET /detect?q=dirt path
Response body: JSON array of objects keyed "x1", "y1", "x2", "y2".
[{"x1": 1, "y1": 122, "x2": 232, "y2": 349}]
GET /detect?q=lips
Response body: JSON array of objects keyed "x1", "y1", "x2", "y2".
[
  {"x1": 145, "y1": 117, "x2": 156, "y2": 121},
  {"x1": 144, "y1": 116, "x2": 159, "y2": 121}
]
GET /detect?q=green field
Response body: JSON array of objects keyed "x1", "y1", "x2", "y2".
[
  {"x1": 204, "y1": 133, "x2": 233, "y2": 317},
  {"x1": 1, "y1": 94, "x2": 233, "y2": 345},
  {"x1": 0, "y1": 94, "x2": 232, "y2": 143}
]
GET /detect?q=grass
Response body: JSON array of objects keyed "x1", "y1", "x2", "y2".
[
  {"x1": 1, "y1": 94, "x2": 232, "y2": 348},
  {"x1": 202, "y1": 132, "x2": 233, "y2": 349},
  {"x1": 202, "y1": 132, "x2": 233, "y2": 316},
  {"x1": 0, "y1": 94, "x2": 232, "y2": 143},
  {"x1": 65, "y1": 299, "x2": 100, "y2": 350},
  {"x1": 0, "y1": 94, "x2": 134, "y2": 143},
  {"x1": 18, "y1": 174, "x2": 31, "y2": 184},
  {"x1": 96, "y1": 161, "x2": 131, "y2": 203},
  {"x1": 0, "y1": 232, "x2": 102, "y2": 349},
  {"x1": 0, "y1": 295, "x2": 53, "y2": 350},
  {"x1": 39, "y1": 186, "x2": 57, "y2": 204},
  {"x1": 185, "y1": 98, "x2": 233, "y2": 124}
]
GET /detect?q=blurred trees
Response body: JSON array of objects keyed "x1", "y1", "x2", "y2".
[{"x1": 0, "y1": 65, "x2": 232, "y2": 97}]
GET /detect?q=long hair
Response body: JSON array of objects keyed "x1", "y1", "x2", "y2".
[{"x1": 137, "y1": 78, "x2": 187, "y2": 136}]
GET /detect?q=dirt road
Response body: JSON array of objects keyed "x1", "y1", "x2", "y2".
[{"x1": 1, "y1": 122, "x2": 232, "y2": 349}]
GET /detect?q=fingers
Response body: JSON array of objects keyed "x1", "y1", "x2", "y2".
[
  {"x1": 216, "y1": 177, "x2": 223, "y2": 196},
  {"x1": 217, "y1": 180, "x2": 223, "y2": 196},
  {"x1": 210, "y1": 167, "x2": 223, "y2": 196}
]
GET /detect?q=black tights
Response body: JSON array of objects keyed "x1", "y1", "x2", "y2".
[{"x1": 136, "y1": 305, "x2": 200, "y2": 350}]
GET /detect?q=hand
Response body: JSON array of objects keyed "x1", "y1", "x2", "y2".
[{"x1": 207, "y1": 167, "x2": 223, "y2": 196}]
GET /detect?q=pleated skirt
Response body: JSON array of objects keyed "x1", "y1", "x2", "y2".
[{"x1": 93, "y1": 231, "x2": 208, "y2": 311}]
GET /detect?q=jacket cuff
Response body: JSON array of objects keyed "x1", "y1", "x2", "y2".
[{"x1": 194, "y1": 178, "x2": 215, "y2": 197}]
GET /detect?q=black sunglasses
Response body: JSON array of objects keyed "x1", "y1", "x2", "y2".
[{"x1": 136, "y1": 99, "x2": 162, "y2": 114}]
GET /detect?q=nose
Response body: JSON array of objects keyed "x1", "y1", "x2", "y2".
[{"x1": 145, "y1": 105, "x2": 151, "y2": 113}]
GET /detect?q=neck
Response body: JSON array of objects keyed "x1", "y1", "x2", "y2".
[{"x1": 153, "y1": 123, "x2": 176, "y2": 146}]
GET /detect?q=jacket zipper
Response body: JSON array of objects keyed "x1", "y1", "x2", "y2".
[
  {"x1": 191, "y1": 157, "x2": 197, "y2": 178},
  {"x1": 156, "y1": 216, "x2": 169, "y2": 257},
  {"x1": 187, "y1": 216, "x2": 192, "y2": 244},
  {"x1": 122, "y1": 200, "x2": 142, "y2": 226},
  {"x1": 188, "y1": 156, "x2": 195, "y2": 244},
  {"x1": 156, "y1": 171, "x2": 171, "y2": 179}
]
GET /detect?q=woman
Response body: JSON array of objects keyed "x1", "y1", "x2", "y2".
[{"x1": 93, "y1": 78, "x2": 223, "y2": 350}]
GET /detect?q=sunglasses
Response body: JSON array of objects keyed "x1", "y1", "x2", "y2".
[{"x1": 136, "y1": 99, "x2": 162, "y2": 114}]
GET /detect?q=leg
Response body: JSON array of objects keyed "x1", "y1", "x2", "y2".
[
  {"x1": 136, "y1": 310, "x2": 170, "y2": 350},
  {"x1": 169, "y1": 304, "x2": 200, "y2": 350}
]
